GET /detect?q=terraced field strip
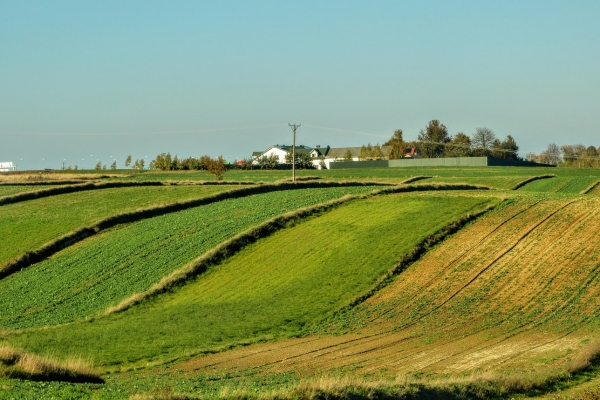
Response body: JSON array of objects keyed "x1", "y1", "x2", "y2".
[
  {"x1": 172, "y1": 197, "x2": 600, "y2": 379},
  {"x1": 587, "y1": 179, "x2": 600, "y2": 194},
  {"x1": 427, "y1": 175, "x2": 534, "y2": 190},
  {"x1": 0, "y1": 187, "x2": 379, "y2": 331},
  {"x1": 0, "y1": 185, "x2": 239, "y2": 267},
  {"x1": 0, "y1": 185, "x2": 58, "y2": 198},
  {"x1": 3, "y1": 193, "x2": 497, "y2": 368},
  {"x1": 518, "y1": 175, "x2": 598, "y2": 193}
]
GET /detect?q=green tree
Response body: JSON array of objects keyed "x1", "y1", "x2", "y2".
[
  {"x1": 74, "y1": 165, "x2": 78, "y2": 171},
  {"x1": 110, "y1": 160, "x2": 117, "y2": 170},
  {"x1": 94, "y1": 161, "x2": 102, "y2": 170},
  {"x1": 285, "y1": 151, "x2": 314, "y2": 169},
  {"x1": 372, "y1": 144, "x2": 384, "y2": 160},
  {"x1": 501, "y1": 135, "x2": 520, "y2": 160},
  {"x1": 125, "y1": 155, "x2": 132, "y2": 168},
  {"x1": 418, "y1": 120, "x2": 451, "y2": 158},
  {"x1": 445, "y1": 132, "x2": 471, "y2": 157},
  {"x1": 384, "y1": 129, "x2": 405, "y2": 159},
  {"x1": 257, "y1": 154, "x2": 279, "y2": 169},
  {"x1": 471, "y1": 127, "x2": 496, "y2": 156},
  {"x1": 359, "y1": 145, "x2": 368, "y2": 160},
  {"x1": 344, "y1": 149, "x2": 353, "y2": 161},
  {"x1": 206, "y1": 156, "x2": 227, "y2": 180}
]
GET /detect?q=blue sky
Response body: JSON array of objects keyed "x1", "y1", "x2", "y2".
[{"x1": 1, "y1": 1, "x2": 599, "y2": 170}]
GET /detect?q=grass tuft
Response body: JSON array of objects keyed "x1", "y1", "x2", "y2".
[
  {"x1": 0, "y1": 344, "x2": 103, "y2": 383},
  {"x1": 569, "y1": 341, "x2": 600, "y2": 373}
]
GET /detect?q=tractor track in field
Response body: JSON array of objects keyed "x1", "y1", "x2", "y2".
[{"x1": 366, "y1": 198, "x2": 542, "y2": 324}]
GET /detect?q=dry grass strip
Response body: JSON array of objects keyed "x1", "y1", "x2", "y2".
[
  {"x1": 580, "y1": 179, "x2": 600, "y2": 195},
  {"x1": 0, "y1": 344, "x2": 102, "y2": 383}
]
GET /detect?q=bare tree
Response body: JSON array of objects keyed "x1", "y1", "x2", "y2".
[
  {"x1": 546, "y1": 143, "x2": 561, "y2": 165},
  {"x1": 471, "y1": 127, "x2": 496, "y2": 156}
]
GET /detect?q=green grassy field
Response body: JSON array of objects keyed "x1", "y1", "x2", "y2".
[
  {"x1": 0, "y1": 185, "x2": 241, "y2": 266},
  {"x1": 517, "y1": 175, "x2": 598, "y2": 193},
  {"x1": 3, "y1": 192, "x2": 496, "y2": 370},
  {"x1": 1, "y1": 166, "x2": 600, "y2": 399},
  {"x1": 0, "y1": 185, "x2": 53, "y2": 197},
  {"x1": 0, "y1": 186, "x2": 378, "y2": 331}
]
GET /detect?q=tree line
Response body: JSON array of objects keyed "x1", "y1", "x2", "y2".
[
  {"x1": 360, "y1": 120, "x2": 520, "y2": 160},
  {"x1": 526, "y1": 143, "x2": 600, "y2": 167}
]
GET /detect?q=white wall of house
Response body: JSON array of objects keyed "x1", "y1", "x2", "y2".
[
  {"x1": 322, "y1": 156, "x2": 359, "y2": 169},
  {"x1": 252, "y1": 147, "x2": 289, "y2": 165}
]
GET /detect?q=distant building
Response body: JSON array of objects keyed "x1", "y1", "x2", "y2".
[
  {"x1": 0, "y1": 162, "x2": 16, "y2": 172},
  {"x1": 252, "y1": 145, "x2": 394, "y2": 169}
]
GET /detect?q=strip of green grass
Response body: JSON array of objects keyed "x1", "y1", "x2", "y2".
[
  {"x1": 519, "y1": 176, "x2": 598, "y2": 193},
  {"x1": 0, "y1": 185, "x2": 238, "y2": 266},
  {"x1": 4, "y1": 193, "x2": 497, "y2": 368},
  {"x1": 0, "y1": 187, "x2": 378, "y2": 330},
  {"x1": 0, "y1": 185, "x2": 51, "y2": 197}
]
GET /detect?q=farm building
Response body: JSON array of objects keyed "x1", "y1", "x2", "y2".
[
  {"x1": 252, "y1": 145, "x2": 393, "y2": 169},
  {"x1": 0, "y1": 162, "x2": 16, "y2": 172}
]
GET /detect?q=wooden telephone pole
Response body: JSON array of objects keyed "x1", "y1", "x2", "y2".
[{"x1": 288, "y1": 123, "x2": 300, "y2": 182}]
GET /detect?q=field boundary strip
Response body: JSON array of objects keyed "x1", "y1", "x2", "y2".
[
  {"x1": 511, "y1": 174, "x2": 556, "y2": 190},
  {"x1": 580, "y1": 179, "x2": 600, "y2": 194},
  {"x1": 104, "y1": 184, "x2": 495, "y2": 316}
]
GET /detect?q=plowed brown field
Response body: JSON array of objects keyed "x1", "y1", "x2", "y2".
[{"x1": 176, "y1": 197, "x2": 600, "y2": 380}]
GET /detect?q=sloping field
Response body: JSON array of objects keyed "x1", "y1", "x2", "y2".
[
  {"x1": 518, "y1": 175, "x2": 598, "y2": 193},
  {"x1": 0, "y1": 186, "x2": 378, "y2": 331},
  {"x1": 176, "y1": 196, "x2": 600, "y2": 381},
  {"x1": 2, "y1": 192, "x2": 496, "y2": 369},
  {"x1": 0, "y1": 185, "x2": 240, "y2": 266}
]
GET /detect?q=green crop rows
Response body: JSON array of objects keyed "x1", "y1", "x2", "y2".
[
  {"x1": 0, "y1": 186, "x2": 378, "y2": 330},
  {"x1": 0, "y1": 185, "x2": 49, "y2": 197},
  {"x1": 0, "y1": 185, "x2": 238, "y2": 265}
]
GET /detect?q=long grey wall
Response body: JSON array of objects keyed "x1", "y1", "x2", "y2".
[{"x1": 328, "y1": 157, "x2": 553, "y2": 169}]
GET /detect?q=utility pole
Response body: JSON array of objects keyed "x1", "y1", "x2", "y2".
[{"x1": 288, "y1": 123, "x2": 300, "y2": 182}]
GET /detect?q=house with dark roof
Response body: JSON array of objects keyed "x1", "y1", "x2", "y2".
[{"x1": 252, "y1": 144, "x2": 394, "y2": 169}]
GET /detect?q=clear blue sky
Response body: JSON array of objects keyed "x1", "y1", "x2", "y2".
[{"x1": 1, "y1": 1, "x2": 599, "y2": 170}]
